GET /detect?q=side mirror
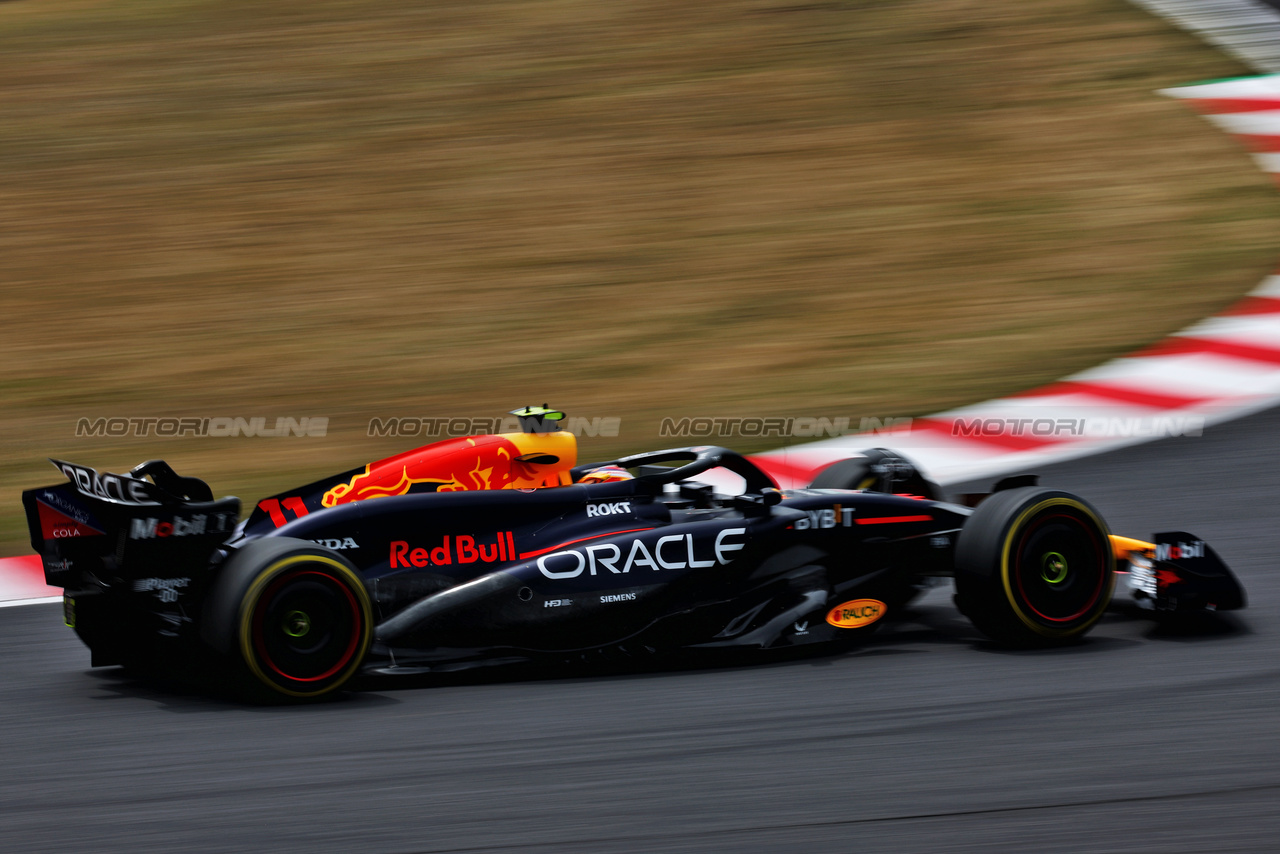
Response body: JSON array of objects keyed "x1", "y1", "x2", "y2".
[{"x1": 734, "y1": 487, "x2": 782, "y2": 516}]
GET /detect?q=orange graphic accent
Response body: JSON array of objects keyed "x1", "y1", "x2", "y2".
[
  {"x1": 322, "y1": 431, "x2": 578, "y2": 507},
  {"x1": 1109, "y1": 534, "x2": 1155, "y2": 562},
  {"x1": 826, "y1": 598, "x2": 886, "y2": 629}
]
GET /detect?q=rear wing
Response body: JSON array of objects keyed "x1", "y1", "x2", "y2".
[{"x1": 22, "y1": 459, "x2": 239, "y2": 590}]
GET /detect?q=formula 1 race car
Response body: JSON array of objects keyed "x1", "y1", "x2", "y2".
[{"x1": 22, "y1": 407, "x2": 1246, "y2": 700}]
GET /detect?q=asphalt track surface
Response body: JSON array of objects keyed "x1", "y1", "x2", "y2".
[{"x1": 3, "y1": 408, "x2": 1280, "y2": 853}]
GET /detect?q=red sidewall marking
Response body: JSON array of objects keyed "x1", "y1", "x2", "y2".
[
  {"x1": 1014, "y1": 513, "x2": 1105, "y2": 624},
  {"x1": 253, "y1": 569, "x2": 362, "y2": 683}
]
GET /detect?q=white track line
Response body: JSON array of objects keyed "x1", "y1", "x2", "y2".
[{"x1": 1129, "y1": 0, "x2": 1280, "y2": 72}]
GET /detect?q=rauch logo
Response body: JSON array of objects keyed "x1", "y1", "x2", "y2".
[{"x1": 825, "y1": 598, "x2": 886, "y2": 629}]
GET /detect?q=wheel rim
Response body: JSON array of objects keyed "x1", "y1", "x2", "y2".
[
  {"x1": 283, "y1": 610, "x2": 312, "y2": 638},
  {"x1": 1041, "y1": 552, "x2": 1069, "y2": 585},
  {"x1": 252, "y1": 567, "x2": 363, "y2": 684},
  {"x1": 1012, "y1": 511, "x2": 1107, "y2": 624}
]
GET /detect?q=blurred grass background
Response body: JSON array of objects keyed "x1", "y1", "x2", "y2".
[{"x1": 2, "y1": 0, "x2": 1278, "y2": 554}]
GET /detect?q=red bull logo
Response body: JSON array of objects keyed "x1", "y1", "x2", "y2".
[
  {"x1": 389, "y1": 533, "x2": 517, "y2": 568},
  {"x1": 322, "y1": 431, "x2": 578, "y2": 507}
]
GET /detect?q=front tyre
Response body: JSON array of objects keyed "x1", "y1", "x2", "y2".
[
  {"x1": 954, "y1": 487, "x2": 1114, "y2": 647},
  {"x1": 204, "y1": 538, "x2": 373, "y2": 700}
]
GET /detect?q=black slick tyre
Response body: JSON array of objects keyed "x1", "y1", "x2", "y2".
[
  {"x1": 202, "y1": 537, "x2": 373, "y2": 700},
  {"x1": 954, "y1": 487, "x2": 1114, "y2": 647}
]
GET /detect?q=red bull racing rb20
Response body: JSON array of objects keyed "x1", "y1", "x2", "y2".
[{"x1": 23, "y1": 407, "x2": 1246, "y2": 700}]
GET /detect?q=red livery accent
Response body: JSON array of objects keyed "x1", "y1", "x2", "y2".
[
  {"x1": 518, "y1": 528, "x2": 657, "y2": 561},
  {"x1": 389, "y1": 533, "x2": 514, "y2": 569},
  {"x1": 854, "y1": 515, "x2": 933, "y2": 525},
  {"x1": 322, "y1": 431, "x2": 578, "y2": 508},
  {"x1": 36, "y1": 500, "x2": 104, "y2": 540}
]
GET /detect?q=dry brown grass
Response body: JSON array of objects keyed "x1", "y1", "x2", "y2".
[{"x1": 1, "y1": 0, "x2": 1277, "y2": 554}]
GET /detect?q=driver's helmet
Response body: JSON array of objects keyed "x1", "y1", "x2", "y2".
[{"x1": 577, "y1": 465, "x2": 634, "y2": 485}]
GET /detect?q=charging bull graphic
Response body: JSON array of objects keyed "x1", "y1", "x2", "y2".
[{"x1": 322, "y1": 431, "x2": 578, "y2": 507}]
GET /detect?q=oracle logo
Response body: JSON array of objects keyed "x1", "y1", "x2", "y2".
[{"x1": 535, "y1": 527, "x2": 747, "y2": 580}]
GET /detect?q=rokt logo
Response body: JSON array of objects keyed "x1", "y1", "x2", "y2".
[{"x1": 586, "y1": 501, "x2": 631, "y2": 518}]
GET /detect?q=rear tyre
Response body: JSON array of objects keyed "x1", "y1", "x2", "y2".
[
  {"x1": 954, "y1": 487, "x2": 1114, "y2": 647},
  {"x1": 203, "y1": 538, "x2": 373, "y2": 700}
]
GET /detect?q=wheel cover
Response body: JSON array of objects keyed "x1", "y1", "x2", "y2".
[
  {"x1": 254, "y1": 569, "x2": 361, "y2": 682},
  {"x1": 990, "y1": 496, "x2": 1115, "y2": 640},
  {"x1": 239, "y1": 555, "x2": 371, "y2": 696},
  {"x1": 1010, "y1": 509, "x2": 1107, "y2": 626}
]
